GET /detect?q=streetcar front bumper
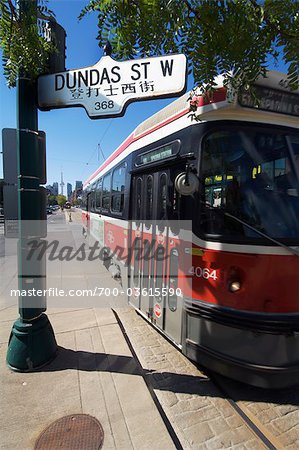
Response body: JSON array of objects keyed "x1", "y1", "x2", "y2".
[{"x1": 183, "y1": 299, "x2": 299, "y2": 389}]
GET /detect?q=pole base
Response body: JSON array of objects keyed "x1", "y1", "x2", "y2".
[{"x1": 6, "y1": 314, "x2": 57, "y2": 372}]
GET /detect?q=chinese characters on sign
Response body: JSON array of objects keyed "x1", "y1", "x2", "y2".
[{"x1": 38, "y1": 54, "x2": 187, "y2": 118}]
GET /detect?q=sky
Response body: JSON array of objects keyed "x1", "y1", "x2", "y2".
[{"x1": 0, "y1": 0, "x2": 288, "y2": 192}]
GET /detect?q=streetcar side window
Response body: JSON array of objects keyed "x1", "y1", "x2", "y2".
[
  {"x1": 111, "y1": 163, "x2": 126, "y2": 213},
  {"x1": 102, "y1": 173, "x2": 111, "y2": 211},
  {"x1": 135, "y1": 177, "x2": 143, "y2": 223},
  {"x1": 95, "y1": 178, "x2": 102, "y2": 212},
  {"x1": 145, "y1": 175, "x2": 153, "y2": 226},
  {"x1": 89, "y1": 183, "x2": 96, "y2": 212}
]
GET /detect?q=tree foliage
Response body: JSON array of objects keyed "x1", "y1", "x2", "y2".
[
  {"x1": 1, "y1": 0, "x2": 298, "y2": 95},
  {"x1": 0, "y1": 0, "x2": 54, "y2": 87},
  {"x1": 56, "y1": 194, "x2": 67, "y2": 207},
  {"x1": 80, "y1": 0, "x2": 299, "y2": 92},
  {"x1": 47, "y1": 195, "x2": 57, "y2": 206}
]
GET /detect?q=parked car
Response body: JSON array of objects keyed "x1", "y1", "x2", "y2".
[{"x1": 46, "y1": 207, "x2": 53, "y2": 215}]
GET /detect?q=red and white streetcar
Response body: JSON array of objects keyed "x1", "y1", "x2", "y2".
[{"x1": 83, "y1": 71, "x2": 299, "y2": 388}]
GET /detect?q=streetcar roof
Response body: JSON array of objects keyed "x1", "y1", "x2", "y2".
[{"x1": 84, "y1": 71, "x2": 299, "y2": 188}]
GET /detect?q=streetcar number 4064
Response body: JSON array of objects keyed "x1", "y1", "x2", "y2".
[{"x1": 188, "y1": 266, "x2": 218, "y2": 280}]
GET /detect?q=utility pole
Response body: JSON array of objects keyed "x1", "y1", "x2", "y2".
[{"x1": 6, "y1": 0, "x2": 57, "y2": 371}]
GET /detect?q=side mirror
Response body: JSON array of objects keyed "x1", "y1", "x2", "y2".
[{"x1": 175, "y1": 172, "x2": 199, "y2": 196}]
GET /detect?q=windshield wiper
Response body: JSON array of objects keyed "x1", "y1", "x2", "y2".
[
  {"x1": 224, "y1": 211, "x2": 299, "y2": 257},
  {"x1": 203, "y1": 202, "x2": 299, "y2": 256}
]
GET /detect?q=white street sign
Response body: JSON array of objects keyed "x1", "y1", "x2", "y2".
[{"x1": 38, "y1": 54, "x2": 187, "y2": 118}]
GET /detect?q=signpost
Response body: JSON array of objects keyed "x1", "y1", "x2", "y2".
[
  {"x1": 6, "y1": 0, "x2": 57, "y2": 372},
  {"x1": 38, "y1": 54, "x2": 187, "y2": 118}
]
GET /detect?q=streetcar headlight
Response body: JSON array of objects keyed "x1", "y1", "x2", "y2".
[{"x1": 229, "y1": 281, "x2": 241, "y2": 292}]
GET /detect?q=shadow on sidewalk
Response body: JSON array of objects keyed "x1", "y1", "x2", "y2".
[
  {"x1": 38, "y1": 346, "x2": 140, "y2": 376},
  {"x1": 37, "y1": 346, "x2": 299, "y2": 406}
]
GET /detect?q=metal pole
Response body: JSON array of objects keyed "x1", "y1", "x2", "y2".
[{"x1": 6, "y1": 0, "x2": 57, "y2": 371}]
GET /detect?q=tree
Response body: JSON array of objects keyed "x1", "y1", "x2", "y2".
[
  {"x1": 56, "y1": 194, "x2": 67, "y2": 208},
  {"x1": 0, "y1": 0, "x2": 54, "y2": 87},
  {"x1": 79, "y1": 0, "x2": 299, "y2": 94},
  {"x1": 47, "y1": 195, "x2": 57, "y2": 206}
]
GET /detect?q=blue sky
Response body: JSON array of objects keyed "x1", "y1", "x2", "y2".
[{"x1": 0, "y1": 0, "x2": 287, "y2": 191}]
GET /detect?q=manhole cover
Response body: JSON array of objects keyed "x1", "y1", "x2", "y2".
[{"x1": 34, "y1": 414, "x2": 104, "y2": 450}]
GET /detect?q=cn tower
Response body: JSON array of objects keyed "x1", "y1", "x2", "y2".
[{"x1": 60, "y1": 171, "x2": 65, "y2": 195}]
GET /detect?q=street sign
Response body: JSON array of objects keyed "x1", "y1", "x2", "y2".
[{"x1": 37, "y1": 54, "x2": 187, "y2": 118}]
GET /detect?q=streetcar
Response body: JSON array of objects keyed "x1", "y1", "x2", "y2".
[{"x1": 82, "y1": 71, "x2": 299, "y2": 388}]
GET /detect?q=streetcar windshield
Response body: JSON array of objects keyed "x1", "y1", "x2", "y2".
[{"x1": 201, "y1": 127, "x2": 299, "y2": 243}]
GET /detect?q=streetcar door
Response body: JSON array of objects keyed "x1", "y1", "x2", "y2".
[
  {"x1": 130, "y1": 167, "x2": 185, "y2": 347},
  {"x1": 154, "y1": 170, "x2": 184, "y2": 346},
  {"x1": 130, "y1": 173, "x2": 156, "y2": 317}
]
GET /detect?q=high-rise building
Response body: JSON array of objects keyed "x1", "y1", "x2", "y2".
[
  {"x1": 46, "y1": 184, "x2": 54, "y2": 195},
  {"x1": 52, "y1": 182, "x2": 58, "y2": 196},
  {"x1": 75, "y1": 181, "x2": 83, "y2": 200},
  {"x1": 67, "y1": 183, "x2": 72, "y2": 200},
  {"x1": 75, "y1": 180, "x2": 83, "y2": 193}
]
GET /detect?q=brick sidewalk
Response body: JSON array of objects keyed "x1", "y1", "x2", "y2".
[{"x1": 116, "y1": 308, "x2": 264, "y2": 450}]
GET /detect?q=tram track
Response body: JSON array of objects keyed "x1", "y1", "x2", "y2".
[
  {"x1": 205, "y1": 372, "x2": 283, "y2": 450},
  {"x1": 113, "y1": 308, "x2": 290, "y2": 450}
]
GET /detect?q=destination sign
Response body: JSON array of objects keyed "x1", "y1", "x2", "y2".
[
  {"x1": 136, "y1": 142, "x2": 179, "y2": 166},
  {"x1": 38, "y1": 54, "x2": 187, "y2": 118},
  {"x1": 238, "y1": 85, "x2": 299, "y2": 117}
]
